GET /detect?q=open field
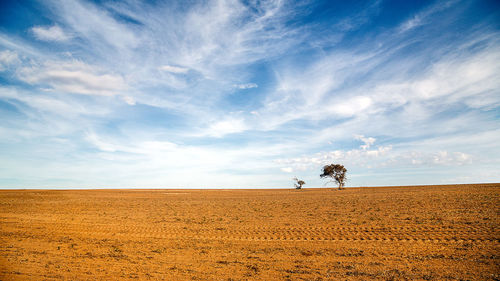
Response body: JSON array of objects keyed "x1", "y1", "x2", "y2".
[{"x1": 0, "y1": 184, "x2": 498, "y2": 280}]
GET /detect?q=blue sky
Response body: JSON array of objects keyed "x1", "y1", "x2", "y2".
[{"x1": 0, "y1": 0, "x2": 499, "y2": 188}]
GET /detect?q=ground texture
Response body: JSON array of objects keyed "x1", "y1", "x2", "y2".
[{"x1": 0, "y1": 184, "x2": 498, "y2": 280}]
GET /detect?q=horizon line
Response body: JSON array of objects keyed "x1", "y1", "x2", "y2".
[{"x1": 1, "y1": 182, "x2": 498, "y2": 191}]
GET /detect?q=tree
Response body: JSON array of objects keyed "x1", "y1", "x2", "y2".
[
  {"x1": 320, "y1": 164, "x2": 347, "y2": 190},
  {"x1": 293, "y1": 177, "x2": 305, "y2": 189}
]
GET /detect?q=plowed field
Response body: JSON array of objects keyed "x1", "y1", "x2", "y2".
[{"x1": 0, "y1": 184, "x2": 498, "y2": 280}]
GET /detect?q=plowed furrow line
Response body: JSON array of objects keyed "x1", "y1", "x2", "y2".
[
  {"x1": 21, "y1": 222, "x2": 498, "y2": 235},
  {"x1": 28, "y1": 226, "x2": 499, "y2": 243}
]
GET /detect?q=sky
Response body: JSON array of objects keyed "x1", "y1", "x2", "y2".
[{"x1": 0, "y1": 0, "x2": 499, "y2": 189}]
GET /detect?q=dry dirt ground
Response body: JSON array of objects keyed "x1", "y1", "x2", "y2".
[{"x1": 0, "y1": 184, "x2": 498, "y2": 280}]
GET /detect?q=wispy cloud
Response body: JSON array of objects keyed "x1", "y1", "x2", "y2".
[
  {"x1": 249, "y1": 26, "x2": 500, "y2": 136},
  {"x1": 275, "y1": 135, "x2": 474, "y2": 173},
  {"x1": 234, "y1": 83, "x2": 258, "y2": 89},
  {"x1": 159, "y1": 65, "x2": 189, "y2": 74},
  {"x1": 0, "y1": 50, "x2": 20, "y2": 71},
  {"x1": 50, "y1": 0, "x2": 139, "y2": 54},
  {"x1": 334, "y1": 0, "x2": 382, "y2": 32},
  {"x1": 399, "y1": 0, "x2": 458, "y2": 33},
  {"x1": 205, "y1": 118, "x2": 248, "y2": 138},
  {"x1": 31, "y1": 25, "x2": 71, "y2": 41},
  {"x1": 17, "y1": 60, "x2": 127, "y2": 96},
  {"x1": 354, "y1": 135, "x2": 376, "y2": 150}
]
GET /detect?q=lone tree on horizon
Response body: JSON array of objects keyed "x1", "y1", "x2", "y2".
[
  {"x1": 320, "y1": 164, "x2": 347, "y2": 190},
  {"x1": 293, "y1": 177, "x2": 305, "y2": 189}
]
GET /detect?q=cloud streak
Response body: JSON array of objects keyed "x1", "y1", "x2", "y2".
[
  {"x1": 17, "y1": 60, "x2": 127, "y2": 96},
  {"x1": 235, "y1": 83, "x2": 258, "y2": 89},
  {"x1": 0, "y1": 50, "x2": 20, "y2": 71},
  {"x1": 159, "y1": 65, "x2": 190, "y2": 74},
  {"x1": 31, "y1": 25, "x2": 71, "y2": 41}
]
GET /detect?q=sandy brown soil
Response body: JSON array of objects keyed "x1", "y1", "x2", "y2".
[{"x1": 0, "y1": 184, "x2": 498, "y2": 280}]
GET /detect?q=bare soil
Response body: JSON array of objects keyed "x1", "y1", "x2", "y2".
[{"x1": 0, "y1": 184, "x2": 498, "y2": 280}]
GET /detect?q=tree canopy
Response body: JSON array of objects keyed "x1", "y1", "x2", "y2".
[
  {"x1": 293, "y1": 177, "x2": 305, "y2": 189},
  {"x1": 320, "y1": 164, "x2": 347, "y2": 190}
]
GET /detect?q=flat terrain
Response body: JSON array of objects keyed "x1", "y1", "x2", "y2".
[{"x1": 0, "y1": 184, "x2": 498, "y2": 280}]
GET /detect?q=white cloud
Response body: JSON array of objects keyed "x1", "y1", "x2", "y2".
[
  {"x1": 390, "y1": 150, "x2": 472, "y2": 167},
  {"x1": 159, "y1": 65, "x2": 189, "y2": 74},
  {"x1": 355, "y1": 45, "x2": 500, "y2": 122},
  {"x1": 0, "y1": 50, "x2": 20, "y2": 71},
  {"x1": 354, "y1": 135, "x2": 376, "y2": 150},
  {"x1": 100, "y1": 0, "x2": 306, "y2": 81},
  {"x1": 79, "y1": 131, "x2": 286, "y2": 187},
  {"x1": 399, "y1": 16, "x2": 422, "y2": 32},
  {"x1": 252, "y1": 28, "x2": 500, "y2": 133},
  {"x1": 235, "y1": 83, "x2": 258, "y2": 89},
  {"x1": 10, "y1": 0, "x2": 312, "y2": 125},
  {"x1": 122, "y1": 96, "x2": 136, "y2": 105},
  {"x1": 0, "y1": 86, "x2": 111, "y2": 118},
  {"x1": 85, "y1": 132, "x2": 119, "y2": 152},
  {"x1": 15, "y1": 0, "x2": 308, "y2": 126},
  {"x1": 17, "y1": 60, "x2": 127, "y2": 96},
  {"x1": 275, "y1": 134, "x2": 476, "y2": 173},
  {"x1": 281, "y1": 167, "x2": 293, "y2": 173},
  {"x1": 31, "y1": 25, "x2": 71, "y2": 41},
  {"x1": 86, "y1": 132, "x2": 181, "y2": 156},
  {"x1": 251, "y1": 49, "x2": 384, "y2": 130},
  {"x1": 206, "y1": 118, "x2": 248, "y2": 138},
  {"x1": 328, "y1": 96, "x2": 373, "y2": 117},
  {"x1": 432, "y1": 151, "x2": 472, "y2": 165},
  {"x1": 275, "y1": 136, "x2": 393, "y2": 170}
]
